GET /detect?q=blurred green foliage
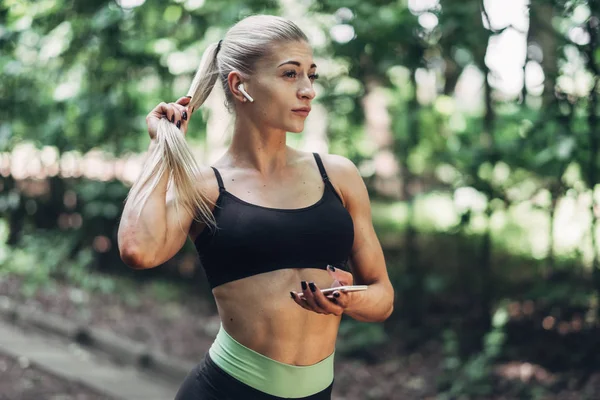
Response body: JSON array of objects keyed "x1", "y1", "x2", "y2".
[{"x1": 1, "y1": 0, "x2": 600, "y2": 397}]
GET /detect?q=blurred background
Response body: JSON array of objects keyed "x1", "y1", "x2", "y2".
[{"x1": 1, "y1": 0, "x2": 600, "y2": 398}]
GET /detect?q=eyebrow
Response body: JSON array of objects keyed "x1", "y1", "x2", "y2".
[{"x1": 277, "y1": 61, "x2": 317, "y2": 69}]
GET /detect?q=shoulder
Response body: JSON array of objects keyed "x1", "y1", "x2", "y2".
[
  {"x1": 195, "y1": 164, "x2": 221, "y2": 204},
  {"x1": 319, "y1": 153, "x2": 362, "y2": 187},
  {"x1": 319, "y1": 153, "x2": 359, "y2": 176},
  {"x1": 318, "y1": 153, "x2": 367, "y2": 208},
  {"x1": 296, "y1": 150, "x2": 360, "y2": 184}
]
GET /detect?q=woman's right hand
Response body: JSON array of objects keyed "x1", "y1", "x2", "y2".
[{"x1": 146, "y1": 96, "x2": 193, "y2": 140}]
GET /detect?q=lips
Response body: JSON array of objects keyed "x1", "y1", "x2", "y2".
[{"x1": 292, "y1": 107, "x2": 311, "y2": 116}]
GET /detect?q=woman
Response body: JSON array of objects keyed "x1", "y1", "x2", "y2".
[{"x1": 118, "y1": 15, "x2": 394, "y2": 400}]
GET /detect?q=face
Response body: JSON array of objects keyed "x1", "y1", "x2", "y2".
[{"x1": 242, "y1": 40, "x2": 318, "y2": 133}]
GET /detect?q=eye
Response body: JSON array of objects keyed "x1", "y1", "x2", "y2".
[
  {"x1": 284, "y1": 70, "x2": 297, "y2": 78},
  {"x1": 309, "y1": 73, "x2": 319, "y2": 82}
]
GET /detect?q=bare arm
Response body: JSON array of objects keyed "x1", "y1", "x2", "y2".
[
  {"x1": 334, "y1": 155, "x2": 394, "y2": 322},
  {"x1": 118, "y1": 141, "x2": 195, "y2": 269},
  {"x1": 117, "y1": 97, "x2": 196, "y2": 269}
]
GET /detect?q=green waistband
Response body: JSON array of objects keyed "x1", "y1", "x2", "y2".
[{"x1": 208, "y1": 325, "x2": 334, "y2": 398}]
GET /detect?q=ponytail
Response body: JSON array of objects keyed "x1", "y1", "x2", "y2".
[
  {"x1": 187, "y1": 41, "x2": 222, "y2": 112},
  {"x1": 127, "y1": 42, "x2": 222, "y2": 232},
  {"x1": 127, "y1": 15, "x2": 309, "y2": 234}
]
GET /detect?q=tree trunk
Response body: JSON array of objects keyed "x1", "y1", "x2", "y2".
[
  {"x1": 478, "y1": 74, "x2": 494, "y2": 339},
  {"x1": 400, "y1": 71, "x2": 423, "y2": 328},
  {"x1": 547, "y1": 190, "x2": 557, "y2": 274},
  {"x1": 473, "y1": 1, "x2": 497, "y2": 344},
  {"x1": 528, "y1": 1, "x2": 558, "y2": 107},
  {"x1": 3, "y1": 176, "x2": 24, "y2": 246}
]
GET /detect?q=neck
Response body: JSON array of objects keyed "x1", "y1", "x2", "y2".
[{"x1": 228, "y1": 114, "x2": 290, "y2": 175}]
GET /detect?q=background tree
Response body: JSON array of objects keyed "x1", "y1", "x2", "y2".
[{"x1": 2, "y1": 0, "x2": 600, "y2": 397}]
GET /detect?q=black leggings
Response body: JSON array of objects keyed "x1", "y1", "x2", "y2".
[{"x1": 174, "y1": 352, "x2": 334, "y2": 400}]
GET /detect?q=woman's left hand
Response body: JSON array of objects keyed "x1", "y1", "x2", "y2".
[{"x1": 290, "y1": 265, "x2": 354, "y2": 316}]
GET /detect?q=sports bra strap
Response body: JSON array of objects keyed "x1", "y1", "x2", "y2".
[
  {"x1": 211, "y1": 167, "x2": 226, "y2": 192},
  {"x1": 313, "y1": 153, "x2": 329, "y2": 182}
]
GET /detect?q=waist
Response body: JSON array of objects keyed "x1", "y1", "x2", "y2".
[
  {"x1": 213, "y1": 269, "x2": 341, "y2": 361},
  {"x1": 209, "y1": 324, "x2": 335, "y2": 398}
]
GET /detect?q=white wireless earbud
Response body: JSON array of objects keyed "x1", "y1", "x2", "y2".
[{"x1": 237, "y1": 84, "x2": 254, "y2": 103}]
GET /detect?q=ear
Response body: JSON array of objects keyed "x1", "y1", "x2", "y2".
[{"x1": 227, "y1": 71, "x2": 247, "y2": 103}]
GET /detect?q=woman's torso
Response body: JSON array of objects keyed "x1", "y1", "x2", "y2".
[{"x1": 189, "y1": 150, "x2": 354, "y2": 366}]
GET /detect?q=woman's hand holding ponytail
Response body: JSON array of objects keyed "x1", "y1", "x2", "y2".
[{"x1": 146, "y1": 96, "x2": 193, "y2": 139}]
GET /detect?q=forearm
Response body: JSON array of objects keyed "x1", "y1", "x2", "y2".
[
  {"x1": 118, "y1": 140, "x2": 170, "y2": 266},
  {"x1": 344, "y1": 280, "x2": 394, "y2": 322}
]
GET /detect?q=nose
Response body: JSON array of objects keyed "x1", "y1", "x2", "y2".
[{"x1": 298, "y1": 81, "x2": 316, "y2": 101}]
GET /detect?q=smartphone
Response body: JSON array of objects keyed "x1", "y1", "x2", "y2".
[{"x1": 297, "y1": 285, "x2": 368, "y2": 299}]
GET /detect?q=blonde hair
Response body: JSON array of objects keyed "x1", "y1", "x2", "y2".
[{"x1": 127, "y1": 15, "x2": 308, "y2": 231}]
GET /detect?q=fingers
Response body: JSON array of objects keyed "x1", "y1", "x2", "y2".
[
  {"x1": 146, "y1": 99, "x2": 192, "y2": 139},
  {"x1": 176, "y1": 96, "x2": 192, "y2": 106},
  {"x1": 161, "y1": 103, "x2": 189, "y2": 130},
  {"x1": 154, "y1": 103, "x2": 175, "y2": 126},
  {"x1": 146, "y1": 102, "x2": 169, "y2": 139},
  {"x1": 175, "y1": 97, "x2": 192, "y2": 124},
  {"x1": 300, "y1": 281, "x2": 327, "y2": 314},
  {"x1": 311, "y1": 284, "x2": 345, "y2": 316},
  {"x1": 296, "y1": 281, "x2": 345, "y2": 316},
  {"x1": 331, "y1": 290, "x2": 350, "y2": 309},
  {"x1": 290, "y1": 291, "x2": 313, "y2": 312},
  {"x1": 173, "y1": 102, "x2": 192, "y2": 132},
  {"x1": 174, "y1": 103, "x2": 189, "y2": 121},
  {"x1": 147, "y1": 102, "x2": 168, "y2": 123},
  {"x1": 326, "y1": 265, "x2": 353, "y2": 286}
]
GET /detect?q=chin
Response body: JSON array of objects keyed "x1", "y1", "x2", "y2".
[{"x1": 286, "y1": 124, "x2": 305, "y2": 134}]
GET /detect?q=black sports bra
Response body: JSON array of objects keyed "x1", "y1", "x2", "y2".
[{"x1": 194, "y1": 153, "x2": 355, "y2": 289}]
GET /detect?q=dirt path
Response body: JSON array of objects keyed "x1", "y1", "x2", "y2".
[
  {"x1": 0, "y1": 318, "x2": 180, "y2": 400},
  {"x1": 0, "y1": 351, "x2": 111, "y2": 400}
]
